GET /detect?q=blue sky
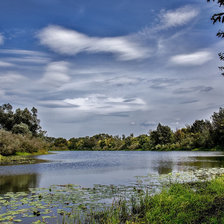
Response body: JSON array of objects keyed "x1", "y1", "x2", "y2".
[{"x1": 0, "y1": 0, "x2": 224, "y2": 138}]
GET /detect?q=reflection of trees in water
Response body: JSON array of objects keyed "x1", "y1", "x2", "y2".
[
  {"x1": 154, "y1": 156, "x2": 224, "y2": 175},
  {"x1": 0, "y1": 173, "x2": 39, "y2": 194},
  {"x1": 155, "y1": 161, "x2": 174, "y2": 175},
  {"x1": 178, "y1": 157, "x2": 224, "y2": 169}
]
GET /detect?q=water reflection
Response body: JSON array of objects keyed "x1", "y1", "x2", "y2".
[
  {"x1": 0, "y1": 173, "x2": 39, "y2": 194},
  {"x1": 177, "y1": 156, "x2": 224, "y2": 169},
  {"x1": 156, "y1": 161, "x2": 174, "y2": 175},
  {"x1": 0, "y1": 151, "x2": 224, "y2": 193}
]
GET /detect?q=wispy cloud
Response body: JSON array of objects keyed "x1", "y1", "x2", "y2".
[
  {"x1": 136, "y1": 5, "x2": 199, "y2": 39},
  {"x1": 173, "y1": 86, "x2": 213, "y2": 94},
  {"x1": 63, "y1": 94, "x2": 147, "y2": 114},
  {"x1": 0, "y1": 34, "x2": 4, "y2": 45},
  {"x1": 40, "y1": 61, "x2": 70, "y2": 86},
  {"x1": 159, "y1": 6, "x2": 199, "y2": 29},
  {"x1": 37, "y1": 25, "x2": 149, "y2": 61},
  {"x1": 170, "y1": 51, "x2": 212, "y2": 66},
  {"x1": 0, "y1": 61, "x2": 14, "y2": 67},
  {"x1": 0, "y1": 49, "x2": 51, "y2": 65}
]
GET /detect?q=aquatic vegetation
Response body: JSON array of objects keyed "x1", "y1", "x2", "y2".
[
  {"x1": 1, "y1": 167, "x2": 224, "y2": 223},
  {"x1": 0, "y1": 154, "x2": 47, "y2": 166}
]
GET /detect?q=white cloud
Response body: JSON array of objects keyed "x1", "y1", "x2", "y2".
[
  {"x1": 0, "y1": 49, "x2": 50, "y2": 65},
  {"x1": 0, "y1": 61, "x2": 14, "y2": 67},
  {"x1": 159, "y1": 6, "x2": 199, "y2": 29},
  {"x1": 4, "y1": 56, "x2": 50, "y2": 64},
  {"x1": 41, "y1": 61, "x2": 70, "y2": 85},
  {"x1": 0, "y1": 73, "x2": 26, "y2": 83},
  {"x1": 38, "y1": 25, "x2": 149, "y2": 60},
  {"x1": 63, "y1": 94, "x2": 147, "y2": 114},
  {"x1": 0, "y1": 49, "x2": 46, "y2": 56},
  {"x1": 0, "y1": 73, "x2": 27, "y2": 89},
  {"x1": 38, "y1": 100, "x2": 72, "y2": 108},
  {"x1": 0, "y1": 89, "x2": 5, "y2": 97},
  {"x1": 170, "y1": 51, "x2": 213, "y2": 66},
  {"x1": 0, "y1": 34, "x2": 4, "y2": 45}
]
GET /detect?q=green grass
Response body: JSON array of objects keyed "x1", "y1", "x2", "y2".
[
  {"x1": 84, "y1": 176, "x2": 224, "y2": 224},
  {"x1": 15, "y1": 150, "x2": 48, "y2": 156},
  {"x1": 0, "y1": 151, "x2": 48, "y2": 165}
]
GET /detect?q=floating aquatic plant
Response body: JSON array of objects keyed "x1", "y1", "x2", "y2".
[{"x1": 1, "y1": 167, "x2": 224, "y2": 223}]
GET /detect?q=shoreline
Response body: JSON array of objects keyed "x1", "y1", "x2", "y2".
[{"x1": 0, "y1": 152, "x2": 49, "y2": 166}]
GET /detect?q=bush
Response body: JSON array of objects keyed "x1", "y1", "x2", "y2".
[
  {"x1": 12, "y1": 123, "x2": 31, "y2": 135},
  {"x1": 0, "y1": 130, "x2": 48, "y2": 156}
]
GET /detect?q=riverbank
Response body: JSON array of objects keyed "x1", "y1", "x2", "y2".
[
  {"x1": 1, "y1": 171, "x2": 224, "y2": 223},
  {"x1": 0, "y1": 151, "x2": 48, "y2": 165},
  {"x1": 82, "y1": 175, "x2": 224, "y2": 223}
]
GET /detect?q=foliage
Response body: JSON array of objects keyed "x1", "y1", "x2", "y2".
[
  {"x1": 12, "y1": 123, "x2": 31, "y2": 135},
  {"x1": 1, "y1": 103, "x2": 224, "y2": 154},
  {"x1": 0, "y1": 130, "x2": 48, "y2": 156},
  {"x1": 208, "y1": 0, "x2": 224, "y2": 75},
  {"x1": 0, "y1": 103, "x2": 42, "y2": 136},
  {"x1": 86, "y1": 176, "x2": 224, "y2": 223},
  {"x1": 212, "y1": 107, "x2": 224, "y2": 146},
  {"x1": 48, "y1": 108, "x2": 224, "y2": 151},
  {"x1": 150, "y1": 123, "x2": 173, "y2": 147}
]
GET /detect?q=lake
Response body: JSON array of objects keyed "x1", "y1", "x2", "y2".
[{"x1": 1, "y1": 150, "x2": 224, "y2": 194}]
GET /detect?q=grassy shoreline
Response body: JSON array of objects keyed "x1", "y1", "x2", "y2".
[
  {"x1": 82, "y1": 176, "x2": 224, "y2": 224},
  {"x1": 0, "y1": 168, "x2": 224, "y2": 223},
  {"x1": 0, "y1": 150, "x2": 48, "y2": 165}
]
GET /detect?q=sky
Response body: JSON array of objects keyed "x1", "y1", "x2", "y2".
[{"x1": 0, "y1": 0, "x2": 224, "y2": 138}]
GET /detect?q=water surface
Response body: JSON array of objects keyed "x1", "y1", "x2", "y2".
[{"x1": 1, "y1": 151, "x2": 224, "y2": 193}]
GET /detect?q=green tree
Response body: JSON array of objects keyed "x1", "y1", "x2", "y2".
[
  {"x1": 12, "y1": 123, "x2": 31, "y2": 135},
  {"x1": 0, "y1": 104, "x2": 42, "y2": 136},
  {"x1": 54, "y1": 137, "x2": 68, "y2": 148},
  {"x1": 211, "y1": 108, "x2": 224, "y2": 146},
  {"x1": 0, "y1": 103, "x2": 14, "y2": 131},
  {"x1": 208, "y1": 0, "x2": 224, "y2": 75},
  {"x1": 150, "y1": 123, "x2": 173, "y2": 146}
]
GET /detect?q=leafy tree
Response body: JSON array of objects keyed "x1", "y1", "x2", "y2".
[
  {"x1": 150, "y1": 123, "x2": 173, "y2": 146},
  {"x1": 208, "y1": 0, "x2": 224, "y2": 75},
  {"x1": 211, "y1": 108, "x2": 224, "y2": 146},
  {"x1": 54, "y1": 137, "x2": 68, "y2": 148},
  {"x1": 0, "y1": 104, "x2": 14, "y2": 131},
  {"x1": 12, "y1": 123, "x2": 31, "y2": 135},
  {"x1": 0, "y1": 104, "x2": 42, "y2": 136}
]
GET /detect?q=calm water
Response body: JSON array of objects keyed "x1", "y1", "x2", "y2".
[{"x1": 1, "y1": 151, "x2": 224, "y2": 194}]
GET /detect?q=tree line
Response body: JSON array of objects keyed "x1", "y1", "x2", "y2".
[
  {"x1": 47, "y1": 108, "x2": 224, "y2": 151},
  {"x1": 1, "y1": 103, "x2": 224, "y2": 154}
]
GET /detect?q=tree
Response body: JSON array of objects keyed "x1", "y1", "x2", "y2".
[
  {"x1": 211, "y1": 108, "x2": 224, "y2": 146},
  {"x1": 208, "y1": 0, "x2": 224, "y2": 75},
  {"x1": 150, "y1": 123, "x2": 173, "y2": 146},
  {"x1": 12, "y1": 123, "x2": 31, "y2": 135},
  {"x1": 0, "y1": 104, "x2": 14, "y2": 131},
  {"x1": 0, "y1": 104, "x2": 43, "y2": 136}
]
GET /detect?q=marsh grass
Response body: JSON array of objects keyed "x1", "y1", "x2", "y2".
[
  {"x1": 1, "y1": 168, "x2": 224, "y2": 223},
  {"x1": 85, "y1": 176, "x2": 224, "y2": 224}
]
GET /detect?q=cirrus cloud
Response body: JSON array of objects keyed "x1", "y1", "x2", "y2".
[
  {"x1": 159, "y1": 6, "x2": 199, "y2": 29},
  {"x1": 63, "y1": 94, "x2": 147, "y2": 114},
  {"x1": 170, "y1": 51, "x2": 213, "y2": 66},
  {"x1": 0, "y1": 34, "x2": 4, "y2": 45},
  {"x1": 40, "y1": 61, "x2": 70, "y2": 86},
  {"x1": 37, "y1": 25, "x2": 149, "y2": 61}
]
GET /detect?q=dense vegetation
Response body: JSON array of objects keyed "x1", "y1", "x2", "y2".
[
  {"x1": 85, "y1": 176, "x2": 224, "y2": 224},
  {"x1": 1, "y1": 103, "x2": 224, "y2": 154},
  {"x1": 0, "y1": 104, "x2": 48, "y2": 156},
  {"x1": 48, "y1": 108, "x2": 224, "y2": 151}
]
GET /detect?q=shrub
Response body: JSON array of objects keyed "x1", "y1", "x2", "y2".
[{"x1": 0, "y1": 130, "x2": 48, "y2": 156}]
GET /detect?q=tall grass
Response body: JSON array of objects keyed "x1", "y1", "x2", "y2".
[{"x1": 82, "y1": 176, "x2": 224, "y2": 224}]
